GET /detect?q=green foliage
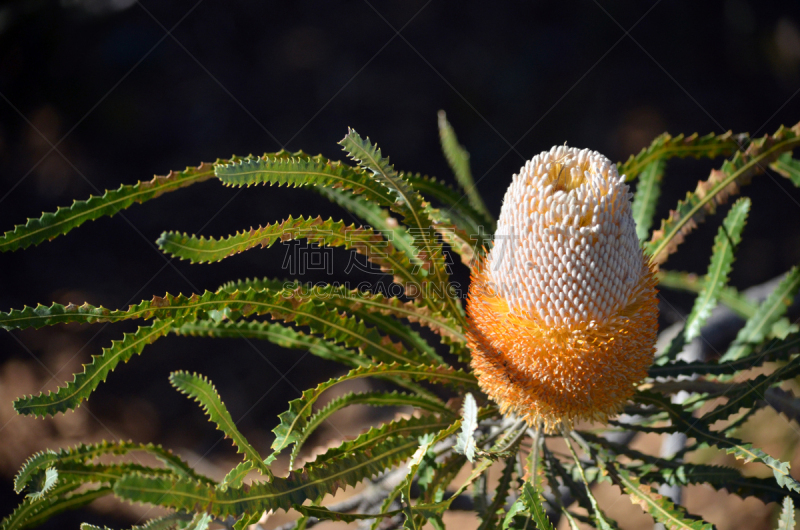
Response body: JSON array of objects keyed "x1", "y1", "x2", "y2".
[
  {"x1": 683, "y1": 197, "x2": 750, "y2": 341},
  {"x1": 169, "y1": 372, "x2": 274, "y2": 478},
  {"x1": 646, "y1": 122, "x2": 800, "y2": 264},
  {"x1": 778, "y1": 497, "x2": 796, "y2": 530},
  {"x1": 437, "y1": 111, "x2": 493, "y2": 227},
  {"x1": 631, "y1": 159, "x2": 666, "y2": 242},
  {"x1": 4, "y1": 116, "x2": 800, "y2": 530},
  {"x1": 0, "y1": 161, "x2": 223, "y2": 252}
]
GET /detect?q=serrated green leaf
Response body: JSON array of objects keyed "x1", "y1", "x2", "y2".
[
  {"x1": 14, "y1": 440, "x2": 210, "y2": 495},
  {"x1": 437, "y1": 110, "x2": 493, "y2": 224},
  {"x1": 521, "y1": 482, "x2": 556, "y2": 530},
  {"x1": 0, "y1": 160, "x2": 223, "y2": 252},
  {"x1": 293, "y1": 505, "x2": 400, "y2": 522},
  {"x1": 314, "y1": 185, "x2": 419, "y2": 261},
  {"x1": 720, "y1": 267, "x2": 800, "y2": 362},
  {"x1": 2, "y1": 287, "x2": 428, "y2": 369},
  {"x1": 684, "y1": 197, "x2": 750, "y2": 341},
  {"x1": 273, "y1": 280, "x2": 466, "y2": 355},
  {"x1": 113, "y1": 432, "x2": 428, "y2": 517},
  {"x1": 477, "y1": 455, "x2": 517, "y2": 530},
  {"x1": 635, "y1": 391, "x2": 800, "y2": 493},
  {"x1": 420, "y1": 452, "x2": 468, "y2": 505},
  {"x1": 170, "y1": 371, "x2": 272, "y2": 478},
  {"x1": 339, "y1": 129, "x2": 464, "y2": 324},
  {"x1": 701, "y1": 352, "x2": 800, "y2": 424},
  {"x1": 405, "y1": 170, "x2": 494, "y2": 243},
  {"x1": 272, "y1": 362, "x2": 473, "y2": 454},
  {"x1": 232, "y1": 512, "x2": 263, "y2": 530},
  {"x1": 157, "y1": 216, "x2": 429, "y2": 302},
  {"x1": 649, "y1": 332, "x2": 800, "y2": 378},
  {"x1": 2, "y1": 484, "x2": 110, "y2": 530},
  {"x1": 636, "y1": 463, "x2": 797, "y2": 505},
  {"x1": 289, "y1": 391, "x2": 455, "y2": 468},
  {"x1": 657, "y1": 269, "x2": 758, "y2": 319},
  {"x1": 454, "y1": 393, "x2": 478, "y2": 462},
  {"x1": 778, "y1": 496, "x2": 796, "y2": 530},
  {"x1": 619, "y1": 130, "x2": 743, "y2": 181},
  {"x1": 632, "y1": 159, "x2": 666, "y2": 242},
  {"x1": 219, "y1": 461, "x2": 254, "y2": 491},
  {"x1": 563, "y1": 434, "x2": 616, "y2": 530},
  {"x1": 215, "y1": 151, "x2": 395, "y2": 206},
  {"x1": 764, "y1": 388, "x2": 800, "y2": 424},
  {"x1": 183, "y1": 513, "x2": 212, "y2": 530},
  {"x1": 13, "y1": 320, "x2": 174, "y2": 417},
  {"x1": 27, "y1": 468, "x2": 58, "y2": 500},
  {"x1": 612, "y1": 466, "x2": 712, "y2": 530},
  {"x1": 130, "y1": 513, "x2": 192, "y2": 530},
  {"x1": 646, "y1": 122, "x2": 800, "y2": 264},
  {"x1": 172, "y1": 318, "x2": 435, "y2": 400},
  {"x1": 771, "y1": 152, "x2": 800, "y2": 187}
]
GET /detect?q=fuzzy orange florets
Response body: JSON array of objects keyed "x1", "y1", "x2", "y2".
[{"x1": 466, "y1": 146, "x2": 658, "y2": 432}]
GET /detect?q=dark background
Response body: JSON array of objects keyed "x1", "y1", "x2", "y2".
[{"x1": 2, "y1": 0, "x2": 800, "y2": 528}]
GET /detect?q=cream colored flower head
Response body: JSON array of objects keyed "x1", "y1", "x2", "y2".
[{"x1": 467, "y1": 145, "x2": 658, "y2": 432}]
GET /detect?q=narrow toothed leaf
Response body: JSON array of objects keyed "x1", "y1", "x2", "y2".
[
  {"x1": 172, "y1": 319, "x2": 434, "y2": 398},
  {"x1": 27, "y1": 468, "x2": 58, "y2": 500},
  {"x1": 647, "y1": 334, "x2": 798, "y2": 378},
  {"x1": 219, "y1": 461, "x2": 254, "y2": 491},
  {"x1": 215, "y1": 151, "x2": 395, "y2": 206},
  {"x1": 45, "y1": 462, "x2": 174, "y2": 488},
  {"x1": 184, "y1": 512, "x2": 212, "y2": 530},
  {"x1": 454, "y1": 393, "x2": 478, "y2": 462},
  {"x1": 13, "y1": 320, "x2": 174, "y2": 417},
  {"x1": 701, "y1": 351, "x2": 800, "y2": 424},
  {"x1": 274, "y1": 280, "x2": 467, "y2": 352},
  {"x1": 114, "y1": 432, "x2": 432, "y2": 517},
  {"x1": 563, "y1": 436, "x2": 616, "y2": 530},
  {"x1": 6, "y1": 288, "x2": 429, "y2": 367},
  {"x1": 310, "y1": 415, "x2": 457, "y2": 469},
  {"x1": 0, "y1": 160, "x2": 224, "y2": 252},
  {"x1": 405, "y1": 170, "x2": 495, "y2": 240},
  {"x1": 232, "y1": 513, "x2": 263, "y2": 530},
  {"x1": 720, "y1": 266, "x2": 800, "y2": 362},
  {"x1": 520, "y1": 482, "x2": 556, "y2": 530},
  {"x1": 438, "y1": 110, "x2": 493, "y2": 224},
  {"x1": 771, "y1": 152, "x2": 800, "y2": 187},
  {"x1": 128, "y1": 513, "x2": 193, "y2": 530},
  {"x1": 632, "y1": 159, "x2": 666, "y2": 242},
  {"x1": 293, "y1": 505, "x2": 400, "y2": 522},
  {"x1": 778, "y1": 497, "x2": 796, "y2": 530},
  {"x1": 339, "y1": 129, "x2": 464, "y2": 323},
  {"x1": 272, "y1": 362, "x2": 474, "y2": 453},
  {"x1": 2, "y1": 484, "x2": 111, "y2": 530},
  {"x1": 646, "y1": 122, "x2": 800, "y2": 264},
  {"x1": 684, "y1": 197, "x2": 750, "y2": 341},
  {"x1": 476, "y1": 454, "x2": 517, "y2": 530},
  {"x1": 314, "y1": 185, "x2": 419, "y2": 261},
  {"x1": 611, "y1": 467, "x2": 713, "y2": 530},
  {"x1": 618, "y1": 130, "x2": 743, "y2": 181},
  {"x1": 635, "y1": 392, "x2": 800, "y2": 493},
  {"x1": 170, "y1": 371, "x2": 272, "y2": 478},
  {"x1": 657, "y1": 269, "x2": 758, "y2": 319},
  {"x1": 635, "y1": 463, "x2": 798, "y2": 505},
  {"x1": 14, "y1": 440, "x2": 211, "y2": 495},
  {"x1": 764, "y1": 388, "x2": 800, "y2": 424},
  {"x1": 289, "y1": 391, "x2": 456, "y2": 468}
]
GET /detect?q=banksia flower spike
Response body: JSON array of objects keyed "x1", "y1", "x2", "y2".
[{"x1": 467, "y1": 146, "x2": 658, "y2": 432}]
